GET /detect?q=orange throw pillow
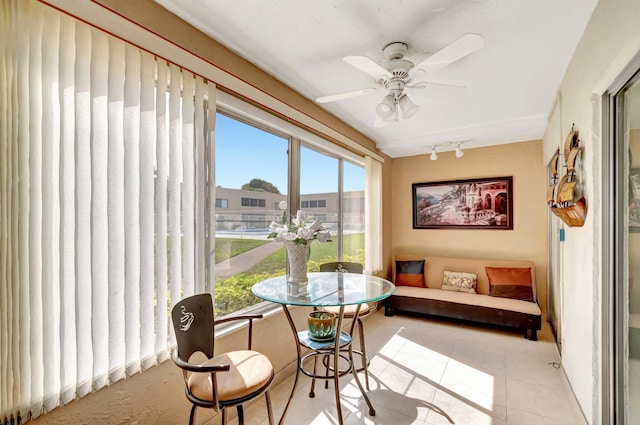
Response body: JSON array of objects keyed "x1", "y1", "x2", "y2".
[
  {"x1": 486, "y1": 267, "x2": 533, "y2": 302},
  {"x1": 395, "y1": 260, "x2": 426, "y2": 287}
]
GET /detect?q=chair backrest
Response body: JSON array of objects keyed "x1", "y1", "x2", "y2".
[
  {"x1": 319, "y1": 262, "x2": 363, "y2": 274},
  {"x1": 171, "y1": 293, "x2": 215, "y2": 360}
]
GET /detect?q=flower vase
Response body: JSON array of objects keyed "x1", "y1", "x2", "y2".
[{"x1": 286, "y1": 242, "x2": 309, "y2": 283}]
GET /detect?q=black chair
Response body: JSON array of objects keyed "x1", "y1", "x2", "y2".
[
  {"x1": 319, "y1": 262, "x2": 372, "y2": 390},
  {"x1": 171, "y1": 293, "x2": 274, "y2": 425}
]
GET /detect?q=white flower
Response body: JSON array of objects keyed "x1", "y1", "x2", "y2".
[
  {"x1": 267, "y1": 210, "x2": 333, "y2": 246},
  {"x1": 308, "y1": 219, "x2": 322, "y2": 231},
  {"x1": 296, "y1": 210, "x2": 307, "y2": 224},
  {"x1": 316, "y1": 230, "x2": 332, "y2": 243},
  {"x1": 297, "y1": 227, "x2": 315, "y2": 240}
]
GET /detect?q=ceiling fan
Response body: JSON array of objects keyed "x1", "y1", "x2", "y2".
[{"x1": 316, "y1": 34, "x2": 484, "y2": 126}]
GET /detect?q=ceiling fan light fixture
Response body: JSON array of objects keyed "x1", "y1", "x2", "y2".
[
  {"x1": 399, "y1": 95, "x2": 419, "y2": 120},
  {"x1": 381, "y1": 114, "x2": 393, "y2": 123},
  {"x1": 455, "y1": 143, "x2": 464, "y2": 158},
  {"x1": 375, "y1": 95, "x2": 396, "y2": 119},
  {"x1": 430, "y1": 146, "x2": 438, "y2": 161}
]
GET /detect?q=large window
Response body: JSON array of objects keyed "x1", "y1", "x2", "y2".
[
  {"x1": 214, "y1": 113, "x2": 288, "y2": 316},
  {"x1": 300, "y1": 146, "x2": 365, "y2": 267},
  {"x1": 343, "y1": 161, "x2": 366, "y2": 260},
  {"x1": 300, "y1": 147, "x2": 340, "y2": 263},
  {"x1": 213, "y1": 114, "x2": 366, "y2": 316}
]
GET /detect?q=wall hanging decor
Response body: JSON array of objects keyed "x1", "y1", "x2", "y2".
[
  {"x1": 547, "y1": 124, "x2": 587, "y2": 227},
  {"x1": 412, "y1": 176, "x2": 513, "y2": 230}
]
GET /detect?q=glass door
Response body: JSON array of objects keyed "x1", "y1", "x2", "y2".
[{"x1": 613, "y1": 70, "x2": 640, "y2": 424}]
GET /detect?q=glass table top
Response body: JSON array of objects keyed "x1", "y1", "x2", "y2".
[{"x1": 251, "y1": 272, "x2": 395, "y2": 307}]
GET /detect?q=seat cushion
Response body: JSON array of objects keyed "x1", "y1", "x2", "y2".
[
  {"x1": 188, "y1": 350, "x2": 273, "y2": 402},
  {"x1": 392, "y1": 286, "x2": 541, "y2": 316},
  {"x1": 325, "y1": 303, "x2": 370, "y2": 318}
]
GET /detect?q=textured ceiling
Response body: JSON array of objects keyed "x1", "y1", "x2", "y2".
[{"x1": 155, "y1": 0, "x2": 597, "y2": 158}]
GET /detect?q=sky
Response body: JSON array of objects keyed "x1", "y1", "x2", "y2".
[{"x1": 215, "y1": 113, "x2": 364, "y2": 194}]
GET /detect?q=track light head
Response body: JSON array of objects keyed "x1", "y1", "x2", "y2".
[
  {"x1": 428, "y1": 142, "x2": 467, "y2": 161},
  {"x1": 430, "y1": 146, "x2": 438, "y2": 161}
]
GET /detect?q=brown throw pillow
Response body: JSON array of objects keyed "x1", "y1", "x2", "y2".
[
  {"x1": 486, "y1": 267, "x2": 533, "y2": 302},
  {"x1": 395, "y1": 260, "x2": 426, "y2": 287}
]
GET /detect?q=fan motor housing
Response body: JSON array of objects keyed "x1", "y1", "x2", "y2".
[
  {"x1": 382, "y1": 42, "x2": 408, "y2": 60},
  {"x1": 381, "y1": 42, "x2": 414, "y2": 81}
]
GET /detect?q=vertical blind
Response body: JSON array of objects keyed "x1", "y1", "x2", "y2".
[
  {"x1": 364, "y1": 156, "x2": 383, "y2": 273},
  {"x1": 0, "y1": 0, "x2": 215, "y2": 422}
]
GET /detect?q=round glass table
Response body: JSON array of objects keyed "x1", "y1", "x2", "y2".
[{"x1": 252, "y1": 272, "x2": 395, "y2": 425}]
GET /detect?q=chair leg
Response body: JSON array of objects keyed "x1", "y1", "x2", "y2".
[
  {"x1": 237, "y1": 405, "x2": 244, "y2": 425},
  {"x1": 358, "y1": 318, "x2": 370, "y2": 390},
  {"x1": 221, "y1": 408, "x2": 227, "y2": 425},
  {"x1": 188, "y1": 405, "x2": 197, "y2": 425},
  {"x1": 265, "y1": 390, "x2": 275, "y2": 425}
]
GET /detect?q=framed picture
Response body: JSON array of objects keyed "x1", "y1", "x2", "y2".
[
  {"x1": 629, "y1": 168, "x2": 640, "y2": 231},
  {"x1": 412, "y1": 176, "x2": 513, "y2": 230}
]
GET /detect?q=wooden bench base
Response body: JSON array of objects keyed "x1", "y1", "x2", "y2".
[{"x1": 383, "y1": 296, "x2": 541, "y2": 341}]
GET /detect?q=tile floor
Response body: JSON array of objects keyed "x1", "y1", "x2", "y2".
[{"x1": 215, "y1": 309, "x2": 587, "y2": 425}]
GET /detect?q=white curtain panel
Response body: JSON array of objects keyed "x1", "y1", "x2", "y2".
[
  {"x1": 0, "y1": 0, "x2": 215, "y2": 421},
  {"x1": 364, "y1": 156, "x2": 383, "y2": 273}
]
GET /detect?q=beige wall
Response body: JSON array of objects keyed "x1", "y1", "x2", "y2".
[
  {"x1": 541, "y1": 0, "x2": 640, "y2": 423},
  {"x1": 390, "y1": 140, "x2": 548, "y2": 312}
]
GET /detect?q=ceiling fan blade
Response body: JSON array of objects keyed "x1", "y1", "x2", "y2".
[
  {"x1": 315, "y1": 87, "x2": 377, "y2": 103},
  {"x1": 343, "y1": 55, "x2": 392, "y2": 79},
  {"x1": 414, "y1": 33, "x2": 484, "y2": 72},
  {"x1": 408, "y1": 80, "x2": 466, "y2": 89},
  {"x1": 405, "y1": 81, "x2": 465, "y2": 98}
]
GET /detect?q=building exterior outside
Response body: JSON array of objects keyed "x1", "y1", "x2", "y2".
[{"x1": 214, "y1": 187, "x2": 364, "y2": 236}]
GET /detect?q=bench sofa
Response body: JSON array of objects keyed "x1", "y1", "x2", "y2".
[{"x1": 382, "y1": 254, "x2": 542, "y2": 340}]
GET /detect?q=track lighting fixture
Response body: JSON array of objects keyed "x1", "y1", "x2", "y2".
[
  {"x1": 430, "y1": 146, "x2": 438, "y2": 161},
  {"x1": 428, "y1": 141, "x2": 467, "y2": 161}
]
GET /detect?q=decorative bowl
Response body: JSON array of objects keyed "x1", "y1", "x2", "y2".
[{"x1": 307, "y1": 310, "x2": 337, "y2": 341}]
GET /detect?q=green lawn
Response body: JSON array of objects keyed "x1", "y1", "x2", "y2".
[
  {"x1": 213, "y1": 233, "x2": 365, "y2": 316},
  {"x1": 245, "y1": 233, "x2": 364, "y2": 274}
]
